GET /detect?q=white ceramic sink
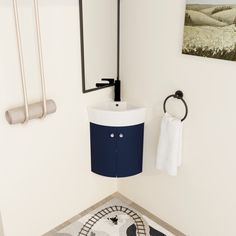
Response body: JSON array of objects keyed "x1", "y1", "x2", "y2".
[{"x1": 88, "y1": 101, "x2": 146, "y2": 127}]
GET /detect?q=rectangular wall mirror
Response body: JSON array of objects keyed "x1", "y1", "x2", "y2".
[{"x1": 79, "y1": 0, "x2": 119, "y2": 93}]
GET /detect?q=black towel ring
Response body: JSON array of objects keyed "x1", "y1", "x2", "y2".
[{"x1": 163, "y1": 90, "x2": 188, "y2": 122}]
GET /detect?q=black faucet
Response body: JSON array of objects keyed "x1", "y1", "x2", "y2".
[
  {"x1": 114, "y1": 79, "x2": 121, "y2": 102},
  {"x1": 96, "y1": 78, "x2": 121, "y2": 102}
]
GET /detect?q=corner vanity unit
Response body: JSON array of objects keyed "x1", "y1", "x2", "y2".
[{"x1": 88, "y1": 102, "x2": 146, "y2": 177}]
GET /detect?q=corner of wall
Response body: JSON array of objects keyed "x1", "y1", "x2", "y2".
[{"x1": 0, "y1": 213, "x2": 4, "y2": 236}]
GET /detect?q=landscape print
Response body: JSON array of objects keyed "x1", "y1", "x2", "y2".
[{"x1": 183, "y1": 0, "x2": 236, "y2": 61}]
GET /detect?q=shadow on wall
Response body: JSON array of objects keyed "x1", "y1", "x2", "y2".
[{"x1": 0, "y1": 213, "x2": 4, "y2": 236}]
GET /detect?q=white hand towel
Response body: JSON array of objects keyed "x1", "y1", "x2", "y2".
[{"x1": 156, "y1": 113, "x2": 183, "y2": 176}]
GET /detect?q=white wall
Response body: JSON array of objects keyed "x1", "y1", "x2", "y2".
[
  {"x1": 119, "y1": 0, "x2": 236, "y2": 235},
  {"x1": 0, "y1": 0, "x2": 116, "y2": 235}
]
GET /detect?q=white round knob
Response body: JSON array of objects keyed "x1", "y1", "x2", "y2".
[
  {"x1": 119, "y1": 133, "x2": 124, "y2": 138},
  {"x1": 110, "y1": 133, "x2": 115, "y2": 138}
]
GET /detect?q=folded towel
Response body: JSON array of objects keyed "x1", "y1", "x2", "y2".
[{"x1": 156, "y1": 113, "x2": 183, "y2": 176}]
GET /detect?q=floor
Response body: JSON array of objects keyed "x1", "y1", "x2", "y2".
[{"x1": 43, "y1": 192, "x2": 185, "y2": 236}]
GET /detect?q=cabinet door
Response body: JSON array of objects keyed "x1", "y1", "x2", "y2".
[
  {"x1": 90, "y1": 123, "x2": 117, "y2": 177},
  {"x1": 117, "y1": 124, "x2": 144, "y2": 177}
]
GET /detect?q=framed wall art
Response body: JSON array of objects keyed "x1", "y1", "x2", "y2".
[{"x1": 183, "y1": 0, "x2": 236, "y2": 61}]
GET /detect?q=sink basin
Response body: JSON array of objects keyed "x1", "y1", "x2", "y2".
[{"x1": 88, "y1": 101, "x2": 146, "y2": 127}]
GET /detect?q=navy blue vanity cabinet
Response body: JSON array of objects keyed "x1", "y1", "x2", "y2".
[
  {"x1": 116, "y1": 124, "x2": 144, "y2": 177},
  {"x1": 90, "y1": 123, "x2": 117, "y2": 177},
  {"x1": 90, "y1": 123, "x2": 144, "y2": 178}
]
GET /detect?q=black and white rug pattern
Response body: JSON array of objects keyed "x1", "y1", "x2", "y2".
[{"x1": 55, "y1": 198, "x2": 175, "y2": 236}]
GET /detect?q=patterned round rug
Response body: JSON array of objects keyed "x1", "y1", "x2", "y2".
[{"x1": 55, "y1": 198, "x2": 174, "y2": 236}]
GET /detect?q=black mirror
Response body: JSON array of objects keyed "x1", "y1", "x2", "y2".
[{"x1": 79, "y1": 0, "x2": 119, "y2": 93}]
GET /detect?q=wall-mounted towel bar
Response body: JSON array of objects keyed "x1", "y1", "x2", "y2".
[
  {"x1": 6, "y1": 0, "x2": 56, "y2": 125},
  {"x1": 163, "y1": 90, "x2": 188, "y2": 122}
]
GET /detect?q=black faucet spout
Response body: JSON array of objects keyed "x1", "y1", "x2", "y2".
[
  {"x1": 114, "y1": 79, "x2": 121, "y2": 102},
  {"x1": 96, "y1": 78, "x2": 121, "y2": 102}
]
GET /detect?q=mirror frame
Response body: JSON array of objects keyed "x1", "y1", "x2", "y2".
[{"x1": 79, "y1": 0, "x2": 120, "y2": 93}]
